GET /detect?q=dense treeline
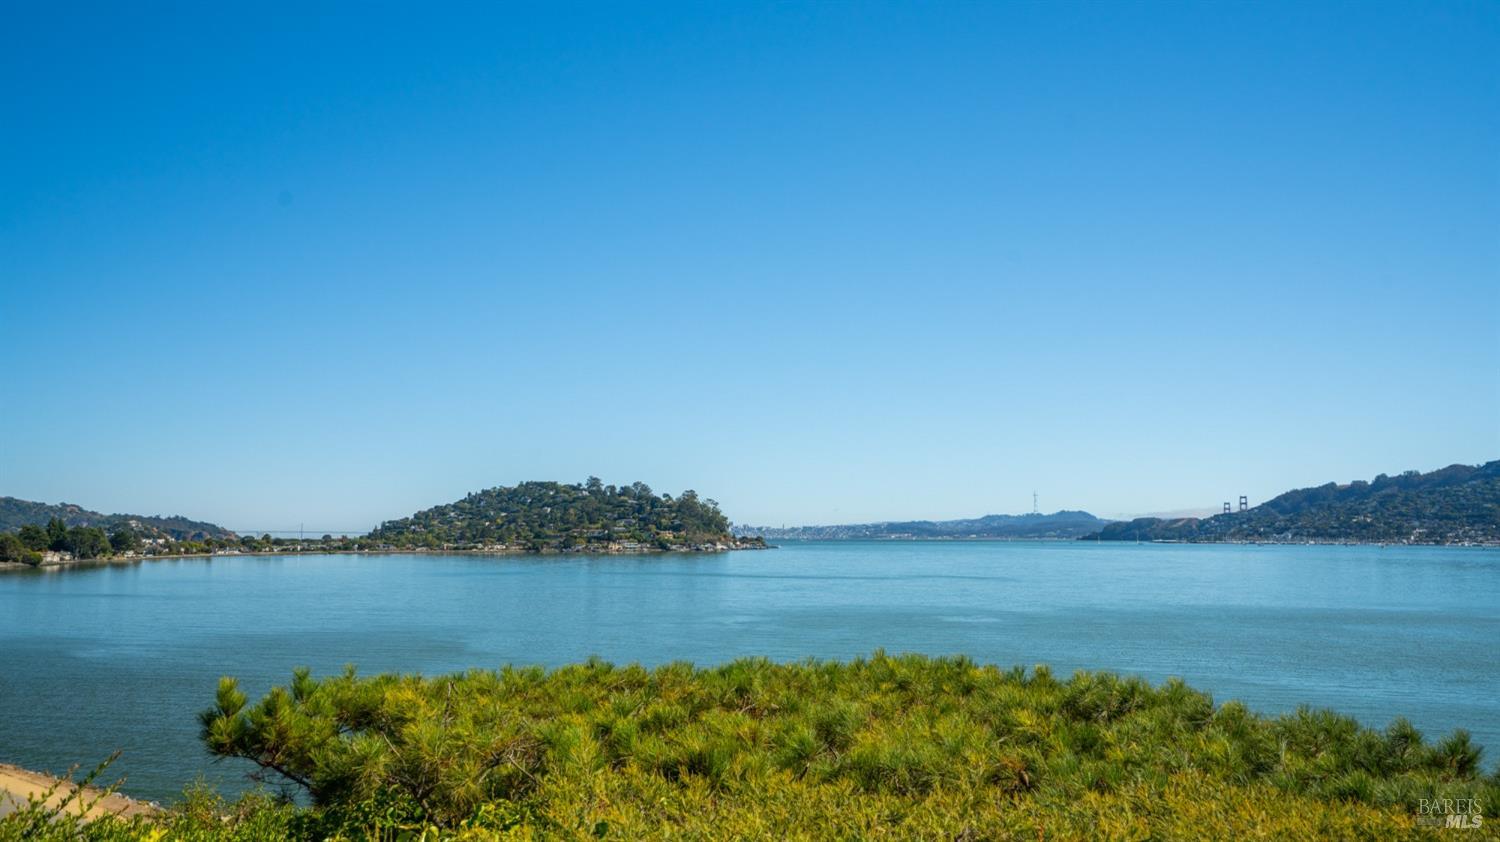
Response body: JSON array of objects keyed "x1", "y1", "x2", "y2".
[
  {"x1": 1086, "y1": 461, "x2": 1500, "y2": 544},
  {"x1": 6, "y1": 654, "x2": 1495, "y2": 839},
  {"x1": 0, "y1": 518, "x2": 373, "y2": 566},
  {"x1": 0, "y1": 517, "x2": 288, "y2": 566},
  {"x1": 370, "y1": 478, "x2": 745, "y2": 550},
  {"x1": 0, "y1": 518, "x2": 136, "y2": 565}
]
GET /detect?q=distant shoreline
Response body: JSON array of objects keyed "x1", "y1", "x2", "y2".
[
  {"x1": 5, "y1": 536, "x2": 1495, "y2": 574},
  {"x1": 0, "y1": 541, "x2": 773, "y2": 573}
]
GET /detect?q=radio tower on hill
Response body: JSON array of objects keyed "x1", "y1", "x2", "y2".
[{"x1": 1032, "y1": 491, "x2": 1039, "y2": 515}]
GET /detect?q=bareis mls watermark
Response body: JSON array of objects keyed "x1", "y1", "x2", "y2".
[{"x1": 1416, "y1": 798, "x2": 1483, "y2": 830}]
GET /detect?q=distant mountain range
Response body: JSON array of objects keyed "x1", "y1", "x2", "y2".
[
  {"x1": 736, "y1": 511, "x2": 1108, "y2": 540},
  {"x1": 8, "y1": 460, "x2": 1495, "y2": 552},
  {"x1": 1086, "y1": 461, "x2": 1500, "y2": 544},
  {"x1": 0, "y1": 497, "x2": 236, "y2": 541}
]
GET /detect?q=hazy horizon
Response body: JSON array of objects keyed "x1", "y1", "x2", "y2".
[{"x1": 4, "y1": 3, "x2": 1497, "y2": 530}]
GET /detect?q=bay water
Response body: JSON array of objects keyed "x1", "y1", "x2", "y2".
[{"x1": 1, "y1": 541, "x2": 1495, "y2": 802}]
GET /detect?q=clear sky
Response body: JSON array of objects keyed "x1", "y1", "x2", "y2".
[{"x1": 3, "y1": 2, "x2": 1497, "y2": 532}]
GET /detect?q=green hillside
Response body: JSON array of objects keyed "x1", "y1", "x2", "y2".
[
  {"x1": 0, "y1": 497, "x2": 235, "y2": 541},
  {"x1": 1087, "y1": 461, "x2": 1500, "y2": 543}
]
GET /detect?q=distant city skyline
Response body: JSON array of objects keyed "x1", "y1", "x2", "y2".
[{"x1": 3, "y1": 3, "x2": 1497, "y2": 530}]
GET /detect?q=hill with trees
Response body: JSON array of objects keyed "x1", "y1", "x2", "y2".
[
  {"x1": 0, "y1": 497, "x2": 235, "y2": 541},
  {"x1": 738, "y1": 511, "x2": 1108, "y2": 541},
  {"x1": 1085, "y1": 461, "x2": 1500, "y2": 544},
  {"x1": 369, "y1": 478, "x2": 760, "y2": 551}
]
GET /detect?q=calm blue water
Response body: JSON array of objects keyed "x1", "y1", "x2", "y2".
[{"x1": 1, "y1": 542, "x2": 1496, "y2": 802}]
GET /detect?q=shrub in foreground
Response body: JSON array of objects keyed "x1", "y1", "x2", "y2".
[{"x1": 6, "y1": 653, "x2": 1498, "y2": 839}]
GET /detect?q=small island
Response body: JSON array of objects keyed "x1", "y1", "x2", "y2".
[{"x1": 368, "y1": 479, "x2": 766, "y2": 553}]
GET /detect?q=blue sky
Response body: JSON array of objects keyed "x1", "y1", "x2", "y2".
[{"x1": 2, "y1": 2, "x2": 1496, "y2": 531}]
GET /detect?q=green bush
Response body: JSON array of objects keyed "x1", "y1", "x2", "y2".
[
  {"x1": 8, "y1": 653, "x2": 1498, "y2": 840},
  {"x1": 0, "y1": 532, "x2": 41, "y2": 565}
]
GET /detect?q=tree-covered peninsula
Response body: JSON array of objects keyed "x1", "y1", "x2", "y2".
[{"x1": 369, "y1": 479, "x2": 763, "y2": 552}]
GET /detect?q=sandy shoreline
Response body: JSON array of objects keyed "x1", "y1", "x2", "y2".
[{"x1": 0, "y1": 761, "x2": 156, "y2": 820}]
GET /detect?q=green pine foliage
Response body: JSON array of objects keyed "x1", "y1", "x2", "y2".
[{"x1": 12, "y1": 654, "x2": 1490, "y2": 840}]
